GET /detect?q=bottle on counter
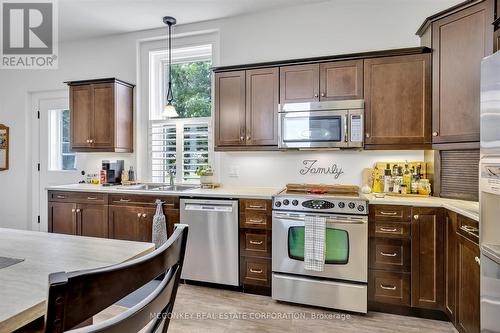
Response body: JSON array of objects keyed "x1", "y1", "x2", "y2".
[
  {"x1": 403, "y1": 162, "x2": 412, "y2": 191},
  {"x1": 393, "y1": 166, "x2": 403, "y2": 194},
  {"x1": 383, "y1": 163, "x2": 392, "y2": 193},
  {"x1": 128, "y1": 166, "x2": 135, "y2": 182}
]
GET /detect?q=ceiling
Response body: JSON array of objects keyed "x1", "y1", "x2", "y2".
[{"x1": 58, "y1": 0, "x2": 328, "y2": 42}]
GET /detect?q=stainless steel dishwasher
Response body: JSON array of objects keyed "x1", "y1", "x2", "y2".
[{"x1": 180, "y1": 198, "x2": 239, "y2": 286}]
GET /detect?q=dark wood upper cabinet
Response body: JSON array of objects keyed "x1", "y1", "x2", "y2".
[
  {"x1": 319, "y1": 60, "x2": 363, "y2": 101},
  {"x1": 280, "y1": 64, "x2": 319, "y2": 103},
  {"x1": 364, "y1": 54, "x2": 431, "y2": 148},
  {"x1": 215, "y1": 71, "x2": 246, "y2": 147},
  {"x1": 411, "y1": 207, "x2": 444, "y2": 310},
  {"x1": 456, "y1": 233, "x2": 480, "y2": 333},
  {"x1": 68, "y1": 78, "x2": 134, "y2": 153},
  {"x1": 428, "y1": 0, "x2": 494, "y2": 144},
  {"x1": 245, "y1": 68, "x2": 279, "y2": 146}
]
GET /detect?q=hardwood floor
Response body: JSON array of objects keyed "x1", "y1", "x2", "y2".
[{"x1": 94, "y1": 284, "x2": 457, "y2": 333}]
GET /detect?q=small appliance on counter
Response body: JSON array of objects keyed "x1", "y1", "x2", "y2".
[
  {"x1": 101, "y1": 160, "x2": 124, "y2": 186},
  {"x1": 272, "y1": 183, "x2": 368, "y2": 313}
]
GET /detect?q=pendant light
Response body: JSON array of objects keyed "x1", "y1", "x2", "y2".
[{"x1": 161, "y1": 16, "x2": 178, "y2": 118}]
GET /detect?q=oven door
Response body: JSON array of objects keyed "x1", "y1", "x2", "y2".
[
  {"x1": 272, "y1": 211, "x2": 367, "y2": 283},
  {"x1": 279, "y1": 110, "x2": 348, "y2": 148}
]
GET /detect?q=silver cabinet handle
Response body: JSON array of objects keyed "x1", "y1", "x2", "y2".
[
  {"x1": 247, "y1": 136, "x2": 251, "y2": 141},
  {"x1": 366, "y1": 133, "x2": 370, "y2": 138},
  {"x1": 432, "y1": 131, "x2": 438, "y2": 137},
  {"x1": 460, "y1": 225, "x2": 479, "y2": 234},
  {"x1": 248, "y1": 219, "x2": 264, "y2": 224},
  {"x1": 250, "y1": 268, "x2": 263, "y2": 274},
  {"x1": 56, "y1": 195, "x2": 66, "y2": 199},
  {"x1": 414, "y1": 215, "x2": 419, "y2": 220},
  {"x1": 137, "y1": 213, "x2": 142, "y2": 218},
  {"x1": 249, "y1": 240, "x2": 263, "y2": 245},
  {"x1": 380, "y1": 252, "x2": 397, "y2": 257},
  {"x1": 475, "y1": 256, "x2": 481, "y2": 265},
  {"x1": 240, "y1": 136, "x2": 244, "y2": 141},
  {"x1": 314, "y1": 94, "x2": 319, "y2": 98},
  {"x1": 89, "y1": 139, "x2": 94, "y2": 143},
  {"x1": 248, "y1": 205, "x2": 265, "y2": 209},
  {"x1": 379, "y1": 227, "x2": 398, "y2": 233},
  {"x1": 380, "y1": 284, "x2": 396, "y2": 291},
  {"x1": 86, "y1": 139, "x2": 90, "y2": 143},
  {"x1": 120, "y1": 198, "x2": 131, "y2": 202},
  {"x1": 87, "y1": 197, "x2": 98, "y2": 200},
  {"x1": 142, "y1": 213, "x2": 147, "y2": 218},
  {"x1": 71, "y1": 208, "x2": 76, "y2": 213},
  {"x1": 379, "y1": 211, "x2": 397, "y2": 216},
  {"x1": 321, "y1": 92, "x2": 326, "y2": 97}
]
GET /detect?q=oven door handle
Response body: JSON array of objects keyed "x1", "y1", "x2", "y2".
[{"x1": 273, "y1": 214, "x2": 367, "y2": 224}]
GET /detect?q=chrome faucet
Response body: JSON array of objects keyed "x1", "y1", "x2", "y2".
[{"x1": 167, "y1": 168, "x2": 175, "y2": 186}]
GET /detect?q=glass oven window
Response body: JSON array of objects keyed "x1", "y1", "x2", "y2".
[
  {"x1": 283, "y1": 116, "x2": 341, "y2": 142},
  {"x1": 288, "y1": 227, "x2": 349, "y2": 264}
]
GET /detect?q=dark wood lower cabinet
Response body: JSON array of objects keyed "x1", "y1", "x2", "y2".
[
  {"x1": 48, "y1": 202, "x2": 78, "y2": 235},
  {"x1": 79, "y1": 204, "x2": 109, "y2": 238},
  {"x1": 445, "y1": 211, "x2": 458, "y2": 322},
  {"x1": 456, "y1": 234, "x2": 480, "y2": 333}
]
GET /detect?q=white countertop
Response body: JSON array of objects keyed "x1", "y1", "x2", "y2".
[
  {"x1": 46, "y1": 184, "x2": 479, "y2": 221},
  {"x1": 46, "y1": 183, "x2": 283, "y2": 200},
  {"x1": 0, "y1": 228, "x2": 154, "y2": 332}
]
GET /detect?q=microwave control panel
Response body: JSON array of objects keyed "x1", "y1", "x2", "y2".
[
  {"x1": 350, "y1": 115, "x2": 363, "y2": 142},
  {"x1": 481, "y1": 163, "x2": 500, "y2": 195}
]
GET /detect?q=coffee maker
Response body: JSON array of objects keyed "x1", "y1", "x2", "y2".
[{"x1": 101, "y1": 160, "x2": 124, "y2": 185}]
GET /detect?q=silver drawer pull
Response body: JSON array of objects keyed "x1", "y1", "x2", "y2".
[
  {"x1": 380, "y1": 284, "x2": 397, "y2": 291},
  {"x1": 379, "y1": 227, "x2": 398, "y2": 233},
  {"x1": 380, "y1": 252, "x2": 397, "y2": 257},
  {"x1": 249, "y1": 240, "x2": 263, "y2": 245},
  {"x1": 56, "y1": 195, "x2": 66, "y2": 199},
  {"x1": 379, "y1": 211, "x2": 398, "y2": 216},
  {"x1": 87, "y1": 197, "x2": 98, "y2": 200},
  {"x1": 250, "y1": 268, "x2": 263, "y2": 274},
  {"x1": 120, "y1": 198, "x2": 131, "y2": 202},
  {"x1": 142, "y1": 213, "x2": 147, "y2": 218},
  {"x1": 248, "y1": 219, "x2": 264, "y2": 224},
  {"x1": 248, "y1": 205, "x2": 265, "y2": 209},
  {"x1": 460, "y1": 225, "x2": 479, "y2": 234}
]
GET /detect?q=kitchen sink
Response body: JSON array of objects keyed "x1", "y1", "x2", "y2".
[{"x1": 115, "y1": 184, "x2": 199, "y2": 192}]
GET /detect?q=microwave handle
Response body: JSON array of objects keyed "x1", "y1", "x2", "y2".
[{"x1": 344, "y1": 114, "x2": 348, "y2": 142}]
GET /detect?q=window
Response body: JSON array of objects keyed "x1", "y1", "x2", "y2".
[
  {"x1": 48, "y1": 109, "x2": 76, "y2": 171},
  {"x1": 149, "y1": 44, "x2": 213, "y2": 183}
]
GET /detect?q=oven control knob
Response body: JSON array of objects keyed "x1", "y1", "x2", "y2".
[
  {"x1": 283, "y1": 199, "x2": 289, "y2": 206},
  {"x1": 292, "y1": 200, "x2": 299, "y2": 206},
  {"x1": 348, "y1": 202, "x2": 355, "y2": 209},
  {"x1": 275, "y1": 201, "x2": 282, "y2": 207},
  {"x1": 357, "y1": 205, "x2": 365, "y2": 212},
  {"x1": 338, "y1": 202, "x2": 345, "y2": 208}
]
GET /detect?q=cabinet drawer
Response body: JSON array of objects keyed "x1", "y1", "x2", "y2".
[
  {"x1": 240, "y1": 211, "x2": 270, "y2": 229},
  {"x1": 369, "y1": 270, "x2": 410, "y2": 306},
  {"x1": 240, "y1": 230, "x2": 271, "y2": 257},
  {"x1": 370, "y1": 222, "x2": 411, "y2": 238},
  {"x1": 48, "y1": 191, "x2": 107, "y2": 204},
  {"x1": 457, "y1": 214, "x2": 479, "y2": 244},
  {"x1": 241, "y1": 199, "x2": 271, "y2": 213},
  {"x1": 241, "y1": 257, "x2": 271, "y2": 287},
  {"x1": 371, "y1": 205, "x2": 411, "y2": 222},
  {"x1": 369, "y1": 238, "x2": 411, "y2": 272},
  {"x1": 109, "y1": 194, "x2": 177, "y2": 208}
]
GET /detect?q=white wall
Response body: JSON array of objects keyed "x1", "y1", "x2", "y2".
[{"x1": 0, "y1": 0, "x2": 461, "y2": 229}]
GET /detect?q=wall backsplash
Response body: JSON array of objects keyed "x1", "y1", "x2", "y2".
[{"x1": 217, "y1": 150, "x2": 424, "y2": 188}]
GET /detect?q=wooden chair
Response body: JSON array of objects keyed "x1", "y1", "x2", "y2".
[{"x1": 44, "y1": 224, "x2": 189, "y2": 333}]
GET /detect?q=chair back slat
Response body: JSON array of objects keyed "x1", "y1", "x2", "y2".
[{"x1": 45, "y1": 224, "x2": 188, "y2": 333}]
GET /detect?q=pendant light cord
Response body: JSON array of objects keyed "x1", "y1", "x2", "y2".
[{"x1": 167, "y1": 23, "x2": 173, "y2": 103}]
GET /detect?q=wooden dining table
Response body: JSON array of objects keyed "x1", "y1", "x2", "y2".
[{"x1": 0, "y1": 228, "x2": 155, "y2": 332}]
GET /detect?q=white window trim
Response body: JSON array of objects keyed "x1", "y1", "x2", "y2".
[{"x1": 137, "y1": 30, "x2": 220, "y2": 183}]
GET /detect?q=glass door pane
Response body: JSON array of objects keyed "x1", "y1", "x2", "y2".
[{"x1": 288, "y1": 226, "x2": 349, "y2": 264}]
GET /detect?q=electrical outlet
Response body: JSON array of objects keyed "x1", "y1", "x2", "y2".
[{"x1": 229, "y1": 165, "x2": 239, "y2": 177}]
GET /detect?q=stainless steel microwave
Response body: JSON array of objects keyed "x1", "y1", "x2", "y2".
[{"x1": 278, "y1": 100, "x2": 364, "y2": 149}]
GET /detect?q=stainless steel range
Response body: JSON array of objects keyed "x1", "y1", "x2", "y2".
[{"x1": 272, "y1": 188, "x2": 368, "y2": 313}]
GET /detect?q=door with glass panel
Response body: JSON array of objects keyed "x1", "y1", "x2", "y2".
[{"x1": 272, "y1": 211, "x2": 368, "y2": 282}]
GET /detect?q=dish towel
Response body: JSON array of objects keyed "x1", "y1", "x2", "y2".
[
  {"x1": 304, "y1": 215, "x2": 326, "y2": 272},
  {"x1": 152, "y1": 199, "x2": 168, "y2": 249}
]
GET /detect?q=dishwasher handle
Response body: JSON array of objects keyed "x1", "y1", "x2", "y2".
[{"x1": 184, "y1": 203, "x2": 234, "y2": 213}]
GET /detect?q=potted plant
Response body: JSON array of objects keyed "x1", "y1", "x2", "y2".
[{"x1": 196, "y1": 166, "x2": 214, "y2": 185}]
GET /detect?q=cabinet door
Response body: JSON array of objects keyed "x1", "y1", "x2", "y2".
[
  {"x1": 245, "y1": 68, "x2": 279, "y2": 146},
  {"x1": 48, "y1": 202, "x2": 77, "y2": 235},
  {"x1": 431, "y1": 0, "x2": 494, "y2": 144},
  {"x1": 364, "y1": 54, "x2": 431, "y2": 147},
  {"x1": 411, "y1": 207, "x2": 444, "y2": 310},
  {"x1": 445, "y1": 211, "x2": 458, "y2": 322},
  {"x1": 70, "y1": 85, "x2": 92, "y2": 149},
  {"x1": 457, "y1": 234, "x2": 480, "y2": 333},
  {"x1": 319, "y1": 60, "x2": 363, "y2": 101},
  {"x1": 215, "y1": 71, "x2": 246, "y2": 147},
  {"x1": 91, "y1": 83, "x2": 115, "y2": 149},
  {"x1": 79, "y1": 204, "x2": 108, "y2": 238},
  {"x1": 279, "y1": 64, "x2": 319, "y2": 103},
  {"x1": 109, "y1": 205, "x2": 143, "y2": 241},
  {"x1": 138, "y1": 207, "x2": 156, "y2": 242}
]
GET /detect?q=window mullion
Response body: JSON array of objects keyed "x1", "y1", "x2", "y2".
[{"x1": 176, "y1": 121, "x2": 183, "y2": 184}]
